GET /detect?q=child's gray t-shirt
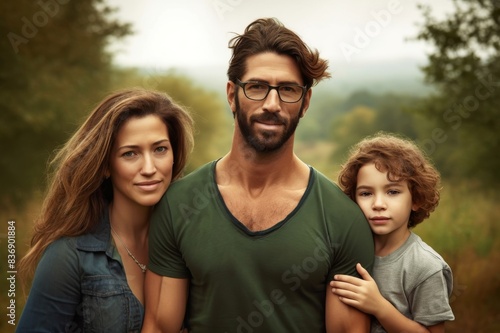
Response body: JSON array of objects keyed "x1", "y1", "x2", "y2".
[{"x1": 371, "y1": 232, "x2": 455, "y2": 332}]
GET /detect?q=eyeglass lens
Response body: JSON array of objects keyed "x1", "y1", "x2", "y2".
[{"x1": 243, "y1": 82, "x2": 304, "y2": 103}]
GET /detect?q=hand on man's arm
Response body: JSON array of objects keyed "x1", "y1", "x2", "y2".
[
  {"x1": 325, "y1": 284, "x2": 370, "y2": 333},
  {"x1": 330, "y1": 263, "x2": 431, "y2": 333}
]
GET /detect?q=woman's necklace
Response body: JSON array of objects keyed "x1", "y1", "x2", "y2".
[{"x1": 110, "y1": 226, "x2": 147, "y2": 273}]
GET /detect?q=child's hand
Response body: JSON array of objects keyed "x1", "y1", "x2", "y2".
[{"x1": 329, "y1": 263, "x2": 385, "y2": 316}]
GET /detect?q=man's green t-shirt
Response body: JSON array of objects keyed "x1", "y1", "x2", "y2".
[{"x1": 149, "y1": 161, "x2": 374, "y2": 332}]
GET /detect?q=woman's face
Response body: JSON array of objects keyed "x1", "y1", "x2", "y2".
[{"x1": 108, "y1": 114, "x2": 173, "y2": 208}]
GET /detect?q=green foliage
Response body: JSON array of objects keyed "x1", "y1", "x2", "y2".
[
  {"x1": 296, "y1": 88, "x2": 343, "y2": 142},
  {"x1": 330, "y1": 106, "x2": 377, "y2": 166},
  {"x1": 327, "y1": 90, "x2": 421, "y2": 166},
  {"x1": 414, "y1": 0, "x2": 500, "y2": 185},
  {"x1": 415, "y1": 182, "x2": 499, "y2": 257},
  {"x1": 336, "y1": 90, "x2": 380, "y2": 113},
  {"x1": 0, "y1": 0, "x2": 131, "y2": 208},
  {"x1": 111, "y1": 68, "x2": 231, "y2": 171},
  {"x1": 152, "y1": 74, "x2": 231, "y2": 170}
]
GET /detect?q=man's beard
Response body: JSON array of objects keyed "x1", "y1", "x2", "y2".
[{"x1": 234, "y1": 94, "x2": 303, "y2": 153}]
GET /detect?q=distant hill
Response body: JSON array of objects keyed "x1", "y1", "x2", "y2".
[
  {"x1": 323, "y1": 58, "x2": 433, "y2": 97},
  {"x1": 144, "y1": 58, "x2": 433, "y2": 98}
]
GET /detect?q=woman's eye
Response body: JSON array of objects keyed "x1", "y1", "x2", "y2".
[
  {"x1": 122, "y1": 151, "x2": 136, "y2": 158},
  {"x1": 155, "y1": 146, "x2": 168, "y2": 153},
  {"x1": 388, "y1": 190, "x2": 400, "y2": 195}
]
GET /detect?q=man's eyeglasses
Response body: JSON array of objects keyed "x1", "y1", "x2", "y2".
[{"x1": 236, "y1": 79, "x2": 306, "y2": 103}]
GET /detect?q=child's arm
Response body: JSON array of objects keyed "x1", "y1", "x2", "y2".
[{"x1": 330, "y1": 263, "x2": 432, "y2": 333}]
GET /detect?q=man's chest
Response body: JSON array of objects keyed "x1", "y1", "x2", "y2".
[{"x1": 220, "y1": 188, "x2": 304, "y2": 231}]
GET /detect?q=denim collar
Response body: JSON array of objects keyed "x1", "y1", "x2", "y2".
[{"x1": 75, "y1": 207, "x2": 114, "y2": 258}]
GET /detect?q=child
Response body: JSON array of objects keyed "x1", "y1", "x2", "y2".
[{"x1": 330, "y1": 132, "x2": 455, "y2": 333}]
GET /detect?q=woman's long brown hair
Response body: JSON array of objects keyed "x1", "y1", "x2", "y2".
[{"x1": 19, "y1": 89, "x2": 194, "y2": 281}]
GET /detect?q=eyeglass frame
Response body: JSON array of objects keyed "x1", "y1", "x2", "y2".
[{"x1": 235, "y1": 79, "x2": 307, "y2": 103}]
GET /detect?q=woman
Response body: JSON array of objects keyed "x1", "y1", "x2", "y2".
[{"x1": 17, "y1": 89, "x2": 194, "y2": 332}]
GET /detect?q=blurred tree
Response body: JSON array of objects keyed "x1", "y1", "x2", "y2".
[
  {"x1": 330, "y1": 106, "x2": 377, "y2": 166},
  {"x1": 0, "y1": 0, "x2": 131, "y2": 208},
  {"x1": 414, "y1": 0, "x2": 500, "y2": 185},
  {"x1": 336, "y1": 90, "x2": 379, "y2": 114},
  {"x1": 110, "y1": 68, "x2": 232, "y2": 171},
  {"x1": 327, "y1": 90, "x2": 421, "y2": 167},
  {"x1": 373, "y1": 93, "x2": 420, "y2": 138},
  {"x1": 152, "y1": 73, "x2": 231, "y2": 170},
  {"x1": 296, "y1": 89, "x2": 342, "y2": 142}
]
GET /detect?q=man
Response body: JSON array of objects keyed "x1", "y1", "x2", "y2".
[{"x1": 143, "y1": 18, "x2": 374, "y2": 332}]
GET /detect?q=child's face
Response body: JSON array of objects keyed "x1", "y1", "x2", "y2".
[{"x1": 355, "y1": 163, "x2": 418, "y2": 238}]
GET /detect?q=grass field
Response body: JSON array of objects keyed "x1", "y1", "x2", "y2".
[{"x1": 415, "y1": 183, "x2": 500, "y2": 332}]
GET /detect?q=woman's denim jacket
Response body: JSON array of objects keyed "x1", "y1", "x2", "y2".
[{"x1": 17, "y1": 211, "x2": 144, "y2": 332}]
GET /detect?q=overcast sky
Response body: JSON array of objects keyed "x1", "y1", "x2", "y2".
[{"x1": 106, "y1": 0, "x2": 455, "y2": 71}]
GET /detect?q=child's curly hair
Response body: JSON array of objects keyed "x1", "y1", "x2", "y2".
[{"x1": 338, "y1": 132, "x2": 441, "y2": 228}]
